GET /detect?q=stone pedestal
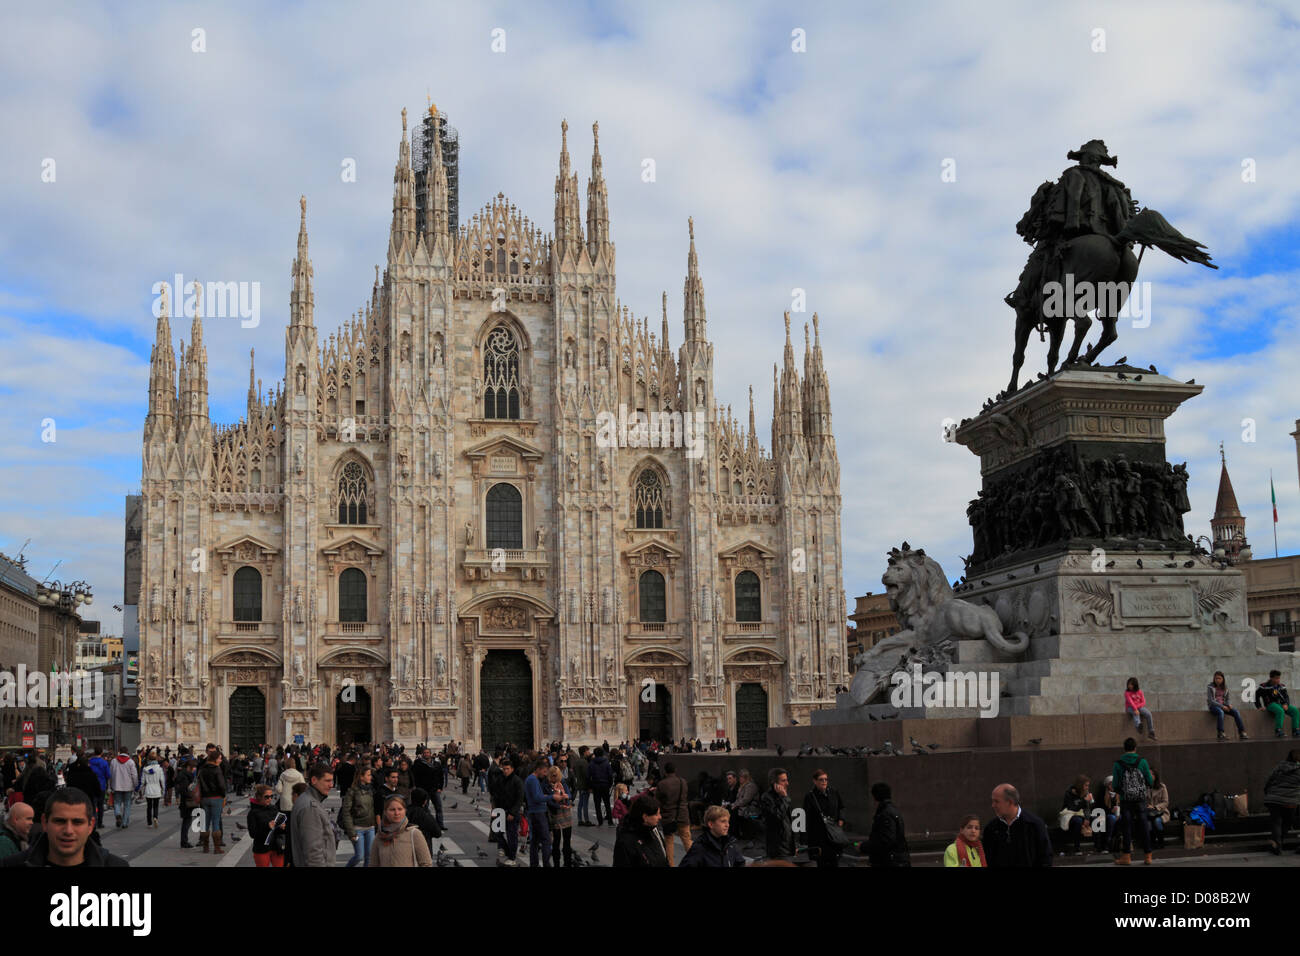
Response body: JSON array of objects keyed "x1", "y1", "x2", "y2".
[{"x1": 944, "y1": 366, "x2": 1295, "y2": 717}]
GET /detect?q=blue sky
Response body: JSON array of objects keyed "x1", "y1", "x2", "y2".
[{"x1": 1, "y1": 1, "x2": 1299, "y2": 633}]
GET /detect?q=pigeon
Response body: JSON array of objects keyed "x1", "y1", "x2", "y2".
[
  {"x1": 1164, "y1": 562, "x2": 1177, "y2": 568},
  {"x1": 775, "y1": 744, "x2": 785, "y2": 756},
  {"x1": 1007, "y1": 573, "x2": 1017, "y2": 580},
  {"x1": 1134, "y1": 375, "x2": 1142, "y2": 381},
  {"x1": 1136, "y1": 558, "x2": 1143, "y2": 569},
  {"x1": 909, "y1": 736, "x2": 924, "y2": 751},
  {"x1": 1148, "y1": 364, "x2": 1157, "y2": 373},
  {"x1": 791, "y1": 718, "x2": 799, "y2": 726},
  {"x1": 1033, "y1": 563, "x2": 1040, "y2": 574},
  {"x1": 867, "y1": 713, "x2": 878, "y2": 721},
  {"x1": 1185, "y1": 378, "x2": 1195, "y2": 385},
  {"x1": 230, "y1": 834, "x2": 242, "y2": 843},
  {"x1": 1116, "y1": 371, "x2": 1128, "y2": 380},
  {"x1": 451, "y1": 801, "x2": 458, "y2": 809},
  {"x1": 928, "y1": 743, "x2": 941, "y2": 751},
  {"x1": 797, "y1": 743, "x2": 813, "y2": 758},
  {"x1": 589, "y1": 842, "x2": 601, "y2": 862},
  {"x1": 476, "y1": 846, "x2": 489, "y2": 859},
  {"x1": 1106, "y1": 560, "x2": 1116, "y2": 568},
  {"x1": 1116, "y1": 356, "x2": 1127, "y2": 364},
  {"x1": 981, "y1": 580, "x2": 991, "y2": 587},
  {"x1": 1184, "y1": 560, "x2": 1195, "y2": 568},
  {"x1": 1027, "y1": 738, "x2": 1043, "y2": 745},
  {"x1": 235, "y1": 821, "x2": 246, "y2": 830}
]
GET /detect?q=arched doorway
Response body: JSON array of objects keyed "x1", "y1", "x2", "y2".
[
  {"x1": 480, "y1": 650, "x2": 533, "y2": 749},
  {"x1": 638, "y1": 684, "x2": 671, "y2": 743},
  {"x1": 336, "y1": 686, "x2": 371, "y2": 747},
  {"x1": 228, "y1": 686, "x2": 265, "y2": 754},
  {"x1": 735, "y1": 683, "x2": 768, "y2": 749}
]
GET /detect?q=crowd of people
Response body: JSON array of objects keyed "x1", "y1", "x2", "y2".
[{"x1": 2, "y1": 726, "x2": 1298, "y2": 868}]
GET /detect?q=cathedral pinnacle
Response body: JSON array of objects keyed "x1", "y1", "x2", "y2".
[
  {"x1": 682, "y1": 218, "x2": 706, "y2": 343},
  {"x1": 291, "y1": 198, "x2": 315, "y2": 327}
]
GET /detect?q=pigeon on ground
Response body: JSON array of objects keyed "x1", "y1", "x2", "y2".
[
  {"x1": 927, "y1": 743, "x2": 941, "y2": 751},
  {"x1": 1106, "y1": 560, "x2": 1116, "y2": 568},
  {"x1": 1164, "y1": 562, "x2": 1177, "y2": 568},
  {"x1": 1136, "y1": 559, "x2": 1144, "y2": 569},
  {"x1": 589, "y1": 842, "x2": 601, "y2": 862},
  {"x1": 1027, "y1": 738, "x2": 1043, "y2": 745},
  {"x1": 476, "y1": 846, "x2": 489, "y2": 859},
  {"x1": 867, "y1": 713, "x2": 878, "y2": 721},
  {"x1": 912, "y1": 746, "x2": 928, "y2": 756},
  {"x1": 775, "y1": 744, "x2": 785, "y2": 756},
  {"x1": 451, "y1": 801, "x2": 458, "y2": 809},
  {"x1": 1184, "y1": 560, "x2": 1195, "y2": 568},
  {"x1": 235, "y1": 821, "x2": 246, "y2": 830},
  {"x1": 1007, "y1": 573, "x2": 1016, "y2": 580},
  {"x1": 909, "y1": 737, "x2": 924, "y2": 751}
]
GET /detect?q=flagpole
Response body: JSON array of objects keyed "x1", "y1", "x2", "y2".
[{"x1": 1272, "y1": 469, "x2": 1279, "y2": 558}]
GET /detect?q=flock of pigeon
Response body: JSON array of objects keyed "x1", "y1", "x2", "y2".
[{"x1": 776, "y1": 736, "x2": 943, "y2": 758}]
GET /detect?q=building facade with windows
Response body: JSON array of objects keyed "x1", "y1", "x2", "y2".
[{"x1": 137, "y1": 108, "x2": 845, "y2": 753}]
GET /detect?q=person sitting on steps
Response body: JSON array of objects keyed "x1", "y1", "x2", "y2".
[
  {"x1": 1208, "y1": 671, "x2": 1248, "y2": 740},
  {"x1": 1125, "y1": 677, "x2": 1156, "y2": 740}
]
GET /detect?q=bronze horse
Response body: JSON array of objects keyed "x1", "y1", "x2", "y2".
[{"x1": 1006, "y1": 208, "x2": 1216, "y2": 396}]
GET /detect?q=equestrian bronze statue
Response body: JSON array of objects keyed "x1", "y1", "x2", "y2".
[{"x1": 1003, "y1": 140, "x2": 1216, "y2": 396}]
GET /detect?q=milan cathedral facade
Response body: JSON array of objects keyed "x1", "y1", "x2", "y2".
[{"x1": 137, "y1": 106, "x2": 845, "y2": 752}]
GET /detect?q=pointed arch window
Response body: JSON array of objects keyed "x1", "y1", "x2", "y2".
[
  {"x1": 483, "y1": 325, "x2": 520, "y2": 419},
  {"x1": 338, "y1": 461, "x2": 368, "y2": 524},
  {"x1": 233, "y1": 567, "x2": 262, "y2": 622},
  {"x1": 735, "y1": 570, "x2": 761, "y2": 622},
  {"x1": 485, "y1": 482, "x2": 522, "y2": 549},
  {"x1": 639, "y1": 570, "x2": 666, "y2": 623},
  {"x1": 634, "y1": 470, "x2": 665, "y2": 529}
]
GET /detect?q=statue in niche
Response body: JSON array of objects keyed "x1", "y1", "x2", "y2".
[
  {"x1": 149, "y1": 652, "x2": 160, "y2": 685},
  {"x1": 564, "y1": 343, "x2": 574, "y2": 368},
  {"x1": 695, "y1": 381, "x2": 705, "y2": 406},
  {"x1": 294, "y1": 445, "x2": 304, "y2": 475},
  {"x1": 535, "y1": 525, "x2": 545, "y2": 549},
  {"x1": 293, "y1": 587, "x2": 304, "y2": 624},
  {"x1": 597, "y1": 342, "x2": 608, "y2": 368},
  {"x1": 598, "y1": 457, "x2": 609, "y2": 483},
  {"x1": 293, "y1": 651, "x2": 306, "y2": 685},
  {"x1": 433, "y1": 452, "x2": 443, "y2": 478},
  {"x1": 433, "y1": 342, "x2": 442, "y2": 365},
  {"x1": 435, "y1": 652, "x2": 447, "y2": 685},
  {"x1": 798, "y1": 651, "x2": 808, "y2": 680},
  {"x1": 150, "y1": 585, "x2": 161, "y2": 622},
  {"x1": 184, "y1": 649, "x2": 195, "y2": 682},
  {"x1": 184, "y1": 586, "x2": 194, "y2": 623},
  {"x1": 296, "y1": 365, "x2": 306, "y2": 391},
  {"x1": 464, "y1": 521, "x2": 473, "y2": 545}
]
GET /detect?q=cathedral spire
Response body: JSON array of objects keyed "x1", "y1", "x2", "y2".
[
  {"x1": 778, "y1": 312, "x2": 805, "y2": 458},
  {"x1": 805, "y1": 313, "x2": 834, "y2": 446},
  {"x1": 146, "y1": 282, "x2": 176, "y2": 440},
  {"x1": 683, "y1": 217, "x2": 707, "y2": 344},
  {"x1": 247, "y1": 347, "x2": 257, "y2": 412},
  {"x1": 182, "y1": 280, "x2": 209, "y2": 426},
  {"x1": 390, "y1": 108, "x2": 416, "y2": 256},
  {"x1": 554, "y1": 119, "x2": 583, "y2": 259},
  {"x1": 586, "y1": 120, "x2": 610, "y2": 255},
  {"x1": 290, "y1": 196, "x2": 314, "y2": 328},
  {"x1": 661, "y1": 291, "x2": 671, "y2": 352},
  {"x1": 1211, "y1": 443, "x2": 1247, "y2": 559},
  {"x1": 423, "y1": 105, "x2": 450, "y2": 239},
  {"x1": 748, "y1": 384, "x2": 757, "y2": 450}
]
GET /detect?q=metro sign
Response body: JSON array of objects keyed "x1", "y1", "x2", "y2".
[{"x1": 21, "y1": 720, "x2": 34, "y2": 733}]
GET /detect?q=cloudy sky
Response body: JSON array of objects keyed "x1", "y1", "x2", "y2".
[{"x1": 2, "y1": 1, "x2": 1298, "y2": 635}]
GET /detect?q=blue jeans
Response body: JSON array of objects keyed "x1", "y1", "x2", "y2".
[
  {"x1": 347, "y1": 827, "x2": 375, "y2": 867},
  {"x1": 113, "y1": 791, "x2": 133, "y2": 825},
  {"x1": 477, "y1": 770, "x2": 487, "y2": 794},
  {"x1": 1127, "y1": 706, "x2": 1154, "y2": 734},
  {"x1": 1209, "y1": 702, "x2": 1245, "y2": 734},
  {"x1": 528, "y1": 811, "x2": 553, "y2": 867},
  {"x1": 431, "y1": 789, "x2": 445, "y2": 828},
  {"x1": 201, "y1": 797, "x2": 224, "y2": 833},
  {"x1": 577, "y1": 789, "x2": 591, "y2": 823}
]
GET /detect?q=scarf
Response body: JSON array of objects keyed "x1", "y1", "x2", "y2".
[
  {"x1": 955, "y1": 834, "x2": 987, "y2": 867},
  {"x1": 377, "y1": 820, "x2": 408, "y2": 845}
]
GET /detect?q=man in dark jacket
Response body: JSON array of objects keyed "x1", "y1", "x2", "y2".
[
  {"x1": 175, "y1": 758, "x2": 199, "y2": 848},
  {"x1": 493, "y1": 759, "x2": 526, "y2": 866},
  {"x1": 803, "y1": 769, "x2": 847, "y2": 868},
  {"x1": 1257, "y1": 670, "x2": 1300, "y2": 738},
  {"x1": 412, "y1": 749, "x2": 447, "y2": 829},
  {"x1": 678, "y1": 805, "x2": 745, "y2": 867},
  {"x1": 407, "y1": 787, "x2": 444, "y2": 852},
  {"x1": 0, "y1": 801, "x2": 33, "y2": 859},
  {"x1": 984, "y1": 783, "x2": 1052, "y2": 867},
  {"x1": 571, "y1": 747, "x2": 592, "y2": 826},
  {"x1": 587, "y1": 747, "x2": 614, "y2": 826},
  {"x1": 865, "y1": 782, "x2": 910, "y2": 866},
  {"x1": 335, "y1": 753, "x2": 357, "y2": 796},
  {"x1": 654, "y1": 762, "x2": 692, "y2": 865},
  {"x1": 759, "y1": 767, "x2": 796, "y2": 861},
  {"x1": 1262, "y1": 748, "x2": 1300, "y2": 855},
  {"x1": 2, "y1": 788, "x2": 127, "y2": 868}
]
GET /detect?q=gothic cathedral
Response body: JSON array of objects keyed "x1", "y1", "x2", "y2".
[{"x1": 137, "y1": 107, "x2": 846, "y2": 752}]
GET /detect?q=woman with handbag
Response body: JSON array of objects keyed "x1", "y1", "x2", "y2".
[
  {"x1": 943, "y1": 815, "x2": 987, "y2": 867},
  {"x1": 803, "y1": 769, "x2": 848, "y2": 868},
  {"x1": 246, "y1": 785, "x2": 286, "y2": 867},
  {"x1": 547, "y1": 765, "x2": 575, "y2": 867},
  {"x1": 1146, "y1": 769, "x2": 1170, "y2": 850},
  {"x1": 1059, "y1": 775, "x2": 1095, "y2": 854}
]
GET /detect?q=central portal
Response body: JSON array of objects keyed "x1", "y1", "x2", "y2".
[
  {"x1": 480, "y1": 649, "x2": 533, "y2": 750},
  {"x1": 336, "y1": 686, "x2": 372, "y2": 748}
]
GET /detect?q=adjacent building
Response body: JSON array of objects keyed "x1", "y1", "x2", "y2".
[
  {"x1": 0, "y1": 552, "x2": 40, "y2": 747},
  {"x1": 848, "y1": 591, "x2": 899, "y2": 661}
]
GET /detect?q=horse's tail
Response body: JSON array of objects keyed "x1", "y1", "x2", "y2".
[{"x1": 1116, "y1": 208, "x2": 1217, "y2": 269}]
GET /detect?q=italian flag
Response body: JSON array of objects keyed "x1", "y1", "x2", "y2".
[{"x1": 1273, "y1": 474, "x2": 1279, "y2": 523}]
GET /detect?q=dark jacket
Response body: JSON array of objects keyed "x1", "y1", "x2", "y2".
[
  {"x1": 677, "y1": 829, "x2": 745, "y2": 867},
  {"x1": 64, "y1": 765, "x2": 102, "y2": 803},
  {"x1": 1, "y1": 832, "x2": 128, "y2": 868},
  {"x1": 983, "y1": 808, "x2": 1053, "y2": 867},
  {"x1": 17, "y1": 763, "x2": 53, "y2": 803},
  {"x1": 334, "y1": 761, "x2": 356, "y2": 796},
  {"x1": 246, "y1": 801, "x2": 284, "y2": 853},
  {"x1": 494, "y1": 771, "x2": 526, "y2": 816},
  {"x1": 613, "y1": 821, "x2": 669, "y2": 867},
  {"x1": 408, "y1": 802, "x2": 443, "y2": 846},
  {"x1": 175, "y1": 767, "x2": 199, "y2": 809},
  {"x1": 339, "y1": 784, "x2": 376, "y2": 838},
  {"x1": 197, "y1": 762, "x2": 227, "y2": 798},
  {"x1": 570, "y1": 754, "x2": 589, "y2": 790},
  {"x1": 1263, "y1": 759, "x2": 1300, "y2": 807},
  {"x1": 1061, "y1": 786, "x2": 1093, "y2": 815},
  {"x1": 866, "y1": 800, "x2": 911, "y2": 866},
  {"x1": 759, "y1": 788, "x2": 796, "y2": 860},
  {"x1": 0, "y1": 824, "x2": 24, "y2": 859},
  {"x1": 1111, "y1": 751, "x2": 1153, "y2": 801},
  {"x1": 587, "y1": 753, "x2": 613, "y2": 789},
  {"x1": 1256, "y1": 681, "x2": 1291, "y2": 710},
  {"x1": 803, "y1": 786, "x2": 846, "y2": 848},
  {"x1": 655, "y1": 773, "x2": 689, "y2": 827}
]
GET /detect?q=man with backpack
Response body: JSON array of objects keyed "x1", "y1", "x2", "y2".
[{"x1": 1111, "y1": 737, "x2": 1154, "y2": 865}]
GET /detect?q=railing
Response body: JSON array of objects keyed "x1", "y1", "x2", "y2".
[
  {"x1": 737, "y1": 622, "x2": 761, "y2": 631},
  {"x1": 340, "y1": 622, "x2": 365, "y2": 633},
  {"x1": 234, "y1": 622, "x2": 261, "y2": 634},
  {"x1": 1266, "y1": 622, "x2": 1297, "y2": 652},
  {"x1": 638, "y1": 622, "x2": 665, "y2": 632}
]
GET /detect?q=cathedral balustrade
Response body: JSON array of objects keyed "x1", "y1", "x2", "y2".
[
  {"x1": 627, "y1": 622, "x2": 683, "y2": 639},
  {"x1": 461, "y1": 548, "x2": 549, "y2": 582},
  {"x1": 720, "y1": 621, "x2": 774, "y2": 640}
]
